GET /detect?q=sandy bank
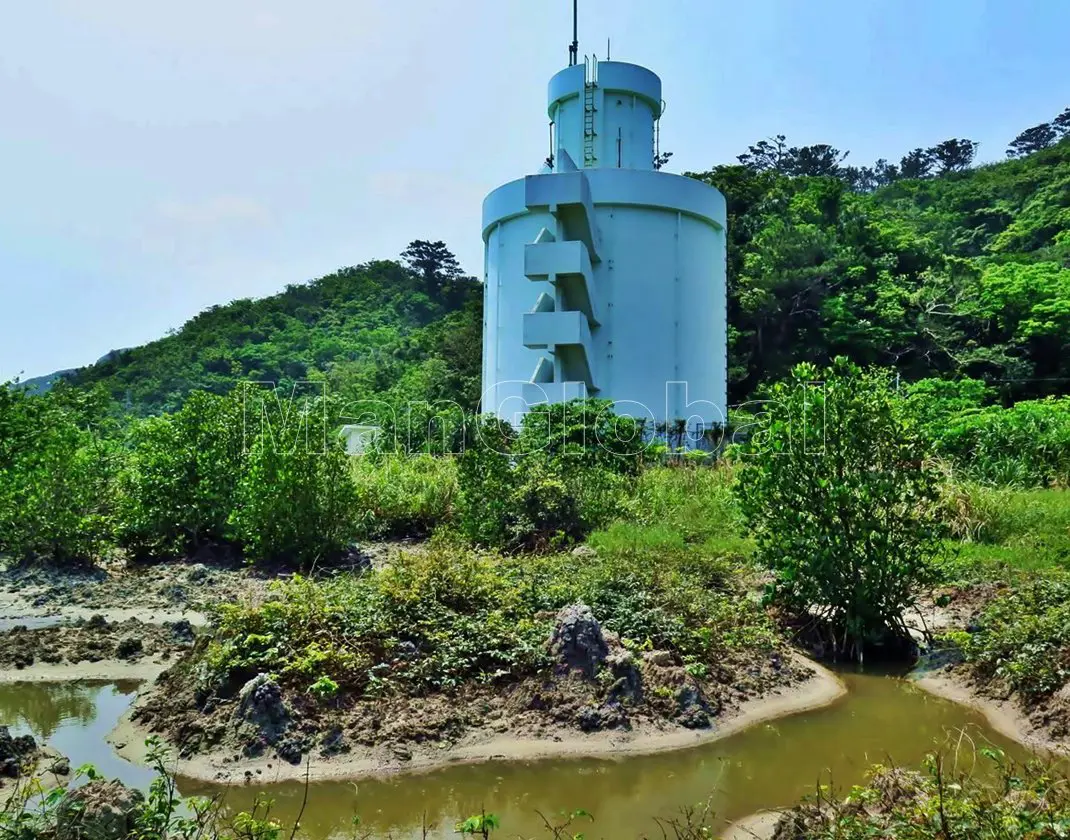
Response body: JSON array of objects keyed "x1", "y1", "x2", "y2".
[
  {"x1": 0, "y1": 606, "x2": 207, "y2": 629},
  {"x1": 0, "y1": 658, "x2": 170, "y2": 684},
  {"x1": 720, "y1": 810, "x2": 782, "y2": 840},
  {"x1": 109, "y1": 654, "x2": 845, "y2": 785},
  {"x1": 914, "y1": 669, "x2": 1066, "y2": 756}
]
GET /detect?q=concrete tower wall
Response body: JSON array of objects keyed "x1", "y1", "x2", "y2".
[{"x1": 482, "y1": 59, "x2": 727, "y2": 437}]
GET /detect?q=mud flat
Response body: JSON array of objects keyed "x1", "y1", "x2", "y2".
[
  {"x1": 108, "y1": 654, "x2": 845, "y2": 784},
  {"x1": 0, "y1": 659, "x2": 172, "y2": 685},
  {"x1": 720, "y1": 811, "x2": 782, "y2": 840}
]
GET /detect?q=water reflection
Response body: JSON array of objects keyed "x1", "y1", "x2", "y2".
[
  {"x1": 0, "y1": 673, "x2": 1048, "y2": 839},
  {"x1": 177, "y1": 671, "x2": 1039, "y2": 839},
  {"x1": 0, "y1": 681, "x2": 98, "y2": 739},
  {"x1": 0, "y1": 680, "x2": 154, "y2": 789}
]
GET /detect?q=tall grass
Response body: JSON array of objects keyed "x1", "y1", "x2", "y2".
[
  {"x1": 937, "y1": 479, "x2": 1070, "y2": 581},
  {"x1": 350, "y1": 454, "x2": 458, "y2": 540}
]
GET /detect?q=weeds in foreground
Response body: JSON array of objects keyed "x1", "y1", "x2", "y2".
[{"x1": 779, "y1": 747, "x2": 1070, "y2": 840}]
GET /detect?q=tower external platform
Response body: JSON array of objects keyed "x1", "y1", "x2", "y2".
[{"x1": 481, "y1": 58, "x2": 727, "y2": 436}]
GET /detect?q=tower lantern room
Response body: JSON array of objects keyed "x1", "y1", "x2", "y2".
[{"x1": 481, "y1": 21, "x2": 727, "y2": 441}]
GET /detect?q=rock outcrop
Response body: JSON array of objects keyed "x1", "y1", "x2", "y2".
[
  {"x1": 548, "y1": 603, "x2": 608, "y2": 678},
  {"x1": 55, "y1": 779, "x2": 144, "y2": 840},
  {"x1": 0, "y1": 726, "x2": 37, "y2": 779},
  {"x1": 236, "y1": 674, "x2": 291, "y2": 756}
]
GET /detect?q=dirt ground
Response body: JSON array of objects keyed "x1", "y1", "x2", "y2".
[
  {"x1": 0, "y1": 616, "x2": 196, "y2": 671},
  {"x1": 112, "y1": 654, "x2": 843, "y2": 784},
  {"x1": 0, "y1": 557, "x2": 268, "y2": 626}
]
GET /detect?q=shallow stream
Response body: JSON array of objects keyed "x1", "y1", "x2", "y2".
[{"x1": 0, "y1": 671, "x2": 1035, "y2": 838}]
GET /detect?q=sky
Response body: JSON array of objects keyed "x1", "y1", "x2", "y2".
[{"x1": 2, "y1": 0, "x2": 1068, "y2": 382}]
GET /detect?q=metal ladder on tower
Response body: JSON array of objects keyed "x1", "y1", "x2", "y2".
[{"x1": 583, "y1": 56, "x2": 598, "y2": 167}]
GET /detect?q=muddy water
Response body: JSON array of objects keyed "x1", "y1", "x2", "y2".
[{"x1": 0, "y1": 671, "x2": 1036, "y2": 839}]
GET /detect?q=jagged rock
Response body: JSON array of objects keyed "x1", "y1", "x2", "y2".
[
  {"x1": 319, "y1": 727, "x2": 348, "y2": 757},
  {"x1": 55, "y1": 779, "x2": 145, "y2": 840},
  {"x1": 238, "y1": 674, "x2": 290, "y2": 746},
  {"x1": 49, "y1": 755, "x2": 71, "y2": 776},
  {"x1": 576, "y1": 705, "x2": 603, "y2": 732},
  {"x1": 675, "y1": 684, "x2": 713, "y2": 729},
  {"x1": 86, "y1": 614, "x2": 107, "y2": 630},
  {"x1": 605, "y1": 650, "x2": 643, "y2": 704},
  {"x1": 239, "y1": 674, "x2": 287, "y2": 723},
  {"x1": 340, "y1": 543, "x2": 372, "y2": 569},
  {"x1": 771, "y1": 810, "x2": 812, "y2": 840},
  {"x1": 274, "y1": 733, "x2": 308, "y2": 765},
  {"x1": 0, "y1": 726, "x2": 36, "y2": 778},
  {"x1": 167, "y1": 619, "x2": 196, "y2": 644},
  {"x1": 115, "y1": 635, "x2": 143, "y2": 659},
  {"x1": 548, "y1": 603, "x2": 608, "y2": 678},
  {"x1": 163, "y1": 584, "x2": 188, "y2": 604},
  {"x1": 576, "y1": 703, "x2": 628, "y2": 732}
]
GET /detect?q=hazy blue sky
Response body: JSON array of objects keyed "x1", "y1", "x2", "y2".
[{"x1": 2, "y1": 0, "x2": 1068, "y2": 381}]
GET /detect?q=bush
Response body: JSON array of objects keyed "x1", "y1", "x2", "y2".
[
  {"x1": 737, "y1": 359, "x2": 944, "y2": 658},
  {"x1": 351, "y1": 453, "x2": 458, "y2": 539},
  {"x1": 201, "y1": 534, "x2": 779, "y2": 699},
  {"x1": 116, "y1": 391, "x2": 244, "y2": 558},
  {"x1": 931, "y1": 397, "x2": 1070, "y2": 487},
  {"x1": 230, "y1": 402, "x2": 358, "y2": 569},
  {"x1": 456, "y1": 401, "x2": 649, "y2": 550},
  {"x1": 962, "y1": 576, "x2": 1070, "y2": 700},
  {"x1": 779, "y1": 752, "x2": 1070, "y2": 840},
  {"x1": 456, "y1": 417, "x2": 519, "y2": 546},
  {"x1": 0, "y1": 384, "x2": 119, "y2": 564},
  {"x1": 206, "y1": 545, "x2": 552, "y2": 695}
]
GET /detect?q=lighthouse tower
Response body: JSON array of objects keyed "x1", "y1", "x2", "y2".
[{"x1": 481, "y1": 24, "x2": 727, "y2": 438}]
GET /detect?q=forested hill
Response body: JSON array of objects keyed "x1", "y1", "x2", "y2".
[
  {"x1": 690, "y1": 117, "x2": 1070, "y2": 403},
  {"x1": 70, "y1": 243, "x2": 484, "y2": 415},
  {"x1": 64, "y1": 114, "x2": 1069, "y2": 414}
]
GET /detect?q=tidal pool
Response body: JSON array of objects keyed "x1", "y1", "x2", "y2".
[{"x1": 0, "y1": 670, "x2": 1037, "y2": 839}]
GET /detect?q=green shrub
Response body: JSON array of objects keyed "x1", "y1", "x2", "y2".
[
  {"x1": 503, "y1": 542, "x2": 777, "y2": 659},
  {"x1": 206, "y1": 546, "x2": 552, "y2": 695},
  {"x1": 230, "y1": 416, "x2": 358, "y2": 568},
  {"x1": 351, "y1": 453, "x2": 457, "y2": 539},
  {"x1": 456, "y1": 417, "x2": 519, "y2": 546},
  {"x1": 781, "y1": 752, "x2": 1070, "y2": 840},
  {"x1": 201, "y1": 534, "x2": 778, "y2": 699},
  {"x1": 116, "y1": 391, "x2": 244, "y2": 558},
  {"x1": 0, "y1": 384, "x2": 119, "y2": 563},
  {"x1": 456, "y1": 401, "x2": 648, "y2": 550},
  {"x1": 963, "y1": 576, "x2": 1070, "y2": 699},
  {"x1": 931, "y1": 397, "x2": 1070, "y2": 487},
  {"x1": 737, "y1": 358, "x2": 943, "y2": 658}
]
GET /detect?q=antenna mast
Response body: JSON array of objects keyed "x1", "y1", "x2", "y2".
[{"x1": 568, "y1": 0, "x2": 579, "y2": 66}]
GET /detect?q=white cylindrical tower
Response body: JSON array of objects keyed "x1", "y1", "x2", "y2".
[{"x1": 482, "y1": 55, "x2": 727, "y2": 440}]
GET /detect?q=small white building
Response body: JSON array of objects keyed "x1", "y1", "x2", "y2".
[{"x1": 339, "y1": 424, "x2": 379, "y2": 456}]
